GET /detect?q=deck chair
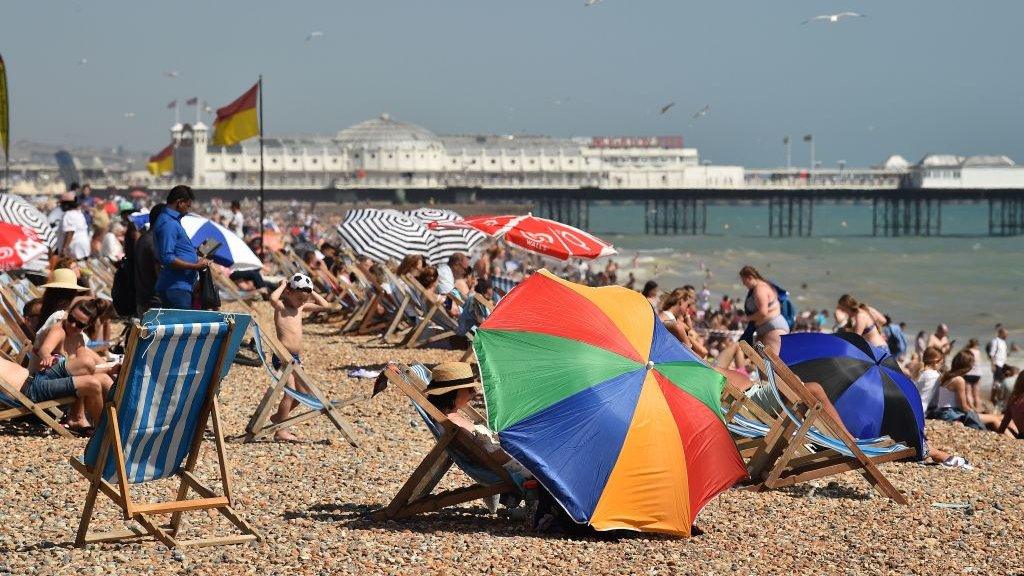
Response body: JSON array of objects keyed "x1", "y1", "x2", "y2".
[
  {"x1": 241, "y1": 320, "x2": 360, "y2": 446},
  {"x1": 373, "y1": 363, "x2": 535, "y2": 520},
  {"x1": 398, "y1": 275, "x2": 460, "y2": 349},
  {"x1": 0, "y1": 287, "x2": 33, "y2": 363},
  {"x1": 0, "y1": 359, "x2": 76, "y2": 437},
  {"x1": 738, "y1": 341, "x2": 915, "y2": 503},
  {"x1": 70, "y1": 311, "x2": 260, "y2": 548},
  {"x1": 456, "y1": 292, "x2": 495, "y2": 363}
]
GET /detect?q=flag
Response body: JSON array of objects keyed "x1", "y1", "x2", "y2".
[
  {"x1": 185, "y1": 97, "x2": 198, "y2": 106},
  {"x1": 803, "y1": 134, "x2": 813, "y2": 142},
  {"x1": 212, "y1": 82, "x2": 259, "y2": 146},
  {"x1": 0, "y1": 54, "x2": 9, "y2": 161},
  {"x1": 147, "y1": 144, "x2": 174, "y2": 175},
  {"x1": 166, "y1": 99, "x2": 177, "y2": 109}
]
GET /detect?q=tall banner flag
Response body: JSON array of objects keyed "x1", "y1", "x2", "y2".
[
  {"x1": 147, "y1": 144, "x2": 174, "y2": 175},
  {"x1": 0, "y1": 54, "x2": 9, "y2": 162},
  {"x1": 212, "y1": 82, "x2": 259, "y2": 146}
]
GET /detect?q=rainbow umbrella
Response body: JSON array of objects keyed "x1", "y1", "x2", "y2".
[{"x1": 474, "y1": 270, "x2": 745, "y2": 536}]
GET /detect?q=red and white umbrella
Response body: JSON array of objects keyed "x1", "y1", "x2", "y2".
[
  {"x1": 0, "y1": 222, "x2": 49, "y2": 271},
  {"x1": 429, "y1": 214, "x2": 616, "y2": 261}
]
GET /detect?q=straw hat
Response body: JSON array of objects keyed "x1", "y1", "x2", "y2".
[
  {"x1": 425, "y1": 362, "x2": 479, "y2": 395},
  {"x1": 42, "y1": 268, "x2": 88, "y2": 291}
]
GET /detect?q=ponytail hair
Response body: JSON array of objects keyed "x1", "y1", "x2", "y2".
[{"x1": 738, "y1": 265, "x2": 764, "y2": 281}]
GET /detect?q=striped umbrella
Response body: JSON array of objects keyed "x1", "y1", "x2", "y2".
[
  {"x1": 403, "y1": 208, "x2": 487, "y2": 262},
  {"x1": 130, "y1": 211, "x2": 261, "y2": 272},
  {"x1": 0, "y1": 194, "x2": 57, "y2": 249},
  {"x1": 338, "y1": 208, "x2": 484, "y2": 265}
]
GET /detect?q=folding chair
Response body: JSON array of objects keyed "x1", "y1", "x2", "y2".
[
  {"x1": 0, "y1": 358, "x2": 76, "y2": 437},
  {"x1": 373, "y1": 364, "x2": 535, "y2": 520},
  {"x1": 398, "y1": 275, "x2": 460, "y2": 349},
  {"x1": 738, "y1": 341, "x2": 915, "y2": 503},
  {"x1": 70, "y1": 311, "x2": 260, "y2": 548}
]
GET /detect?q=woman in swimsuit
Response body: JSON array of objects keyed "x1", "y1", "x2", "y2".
[
  {"x1": 835, "y1": 294, "x2": 889, "y2": 350},
  {"x1": 739, "y1": 265, "x2": 788, "y2": 353}
]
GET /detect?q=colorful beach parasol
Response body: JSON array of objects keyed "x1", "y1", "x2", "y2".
[
  {"x1": 780, "y1": 332, "x2": 926, "y2": 458},
  {"x1": 430, "y1": 214, "x2": 616, "y2": 260},
  {"x1": 474, "y1": 270, "x2": 745, "y2": 536},
  {"x1": 0, "y1": 222, "x2": 48, "y2": 271},
  {"x1": 0, "y1": 193, "x2": 57, "y2": 249}
]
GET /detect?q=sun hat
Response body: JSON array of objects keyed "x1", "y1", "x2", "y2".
[
  {"x1": 42, "y1": 268, "x2": 89, "y2": 291},
  {"x1": 425, "y1": 362, "x2": 479, "y2": 395}
]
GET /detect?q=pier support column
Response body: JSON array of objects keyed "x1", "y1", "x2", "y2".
[
  {"x1": 644, "y1": 197, "x2": 705, "y2": 235},
  {"x1": 768, "y1": 196, "x2": 813, "y2": 237},
  {"x1": 989, "y1": 197, "x2": 1024, "y2": 236},
  {"x1": 872, "y1": 196, "x2": 942, "y2": 237}
]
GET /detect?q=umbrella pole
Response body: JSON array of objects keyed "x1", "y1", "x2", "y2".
[{"x1": 258, "y1": 74, "x2": 265, "y2": 258}]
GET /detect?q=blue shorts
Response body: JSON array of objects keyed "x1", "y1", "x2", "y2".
[
  {"x1": 25, "y1": 359, "x2": 77, "y2": 403},
  {"x1": 272, "y1": 352, "x2": 301, "y2": 370}
]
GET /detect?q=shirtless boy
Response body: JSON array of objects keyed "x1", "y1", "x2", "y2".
[{"x1": 269, "y1": 273, "x2": 329, "y2": 442}]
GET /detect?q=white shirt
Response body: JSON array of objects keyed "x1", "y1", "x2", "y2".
[
  {"x1": 915, "y1": 368, "x2": 941, "y2": 413},
  {"x1": 230, "y1": 211, "x2": 244, "y2": 237},
  {"x1": 436, "y1": 264, "x2": 455, "y2": 296},
  {"x1": 697, "y1": 288, "x2": 711, "y2": 311},
  {"x1": 988, "y1": 336, "x2": 1008, "y2": 367},
  {"x1": 59, "y1": 208, "x2": 91, "y2": 259},
  {"x1": 100, "y1": 232, "x2": 124, "y2": 261}
]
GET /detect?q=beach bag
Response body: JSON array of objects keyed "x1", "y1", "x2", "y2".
[
  {"x1": 110, "y1": 256, "x2": 136, "y2": 317},
  {"x1": 196, "y1": 266, "x2": 221, "y2": 310},
  {"x1": 771, "y1": 283, "x2": 797, "y2": 329}
]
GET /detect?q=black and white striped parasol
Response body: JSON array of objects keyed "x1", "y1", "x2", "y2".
[
  {"x1": 338, "y1": 208, "x2": 487, "y2": 265},
  {"x1": 404, "y1": 208, "x2": 487, "y2": 262},
  {"x1": 0, "y1": 194, "x2": 57, "y2": 249}
]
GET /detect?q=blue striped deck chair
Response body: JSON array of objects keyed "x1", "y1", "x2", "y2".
[
  {"x1": 372, "y1": 363, "x2": 535, "y2": 521},
  {"x1": 242, "y1": 319, "x2": 360, "y2": 446},
  {"x1": 738, "y1": 341, "x2": 915, "y2": 503},
  {"x1": 489, "y1": 275, "x2": 519, "y2": 297},
  {"x1": 69, "y1": 312, "x2": 260, "y2": 548}
]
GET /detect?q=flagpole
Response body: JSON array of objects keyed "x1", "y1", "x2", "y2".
[{"x1": 258, "y1": 75, "x2": 264, "y2": 257}]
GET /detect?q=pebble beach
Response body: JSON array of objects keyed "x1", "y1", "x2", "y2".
[{"x1": 1, "y1": 302, "x2": 1022, "y2": 576}]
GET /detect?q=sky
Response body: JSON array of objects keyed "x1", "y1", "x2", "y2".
[{"x1": 1, "y1": 0, "x2": 1021, "y2": 167}]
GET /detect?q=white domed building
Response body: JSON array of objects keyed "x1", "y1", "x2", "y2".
[
  {"x1": 169, "y1": 113, "x2": 743, "y2": 190},
  {"x1": 908, "y1": 153, "x2": 1024, "y2": 188}
]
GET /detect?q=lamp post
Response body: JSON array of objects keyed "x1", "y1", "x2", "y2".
[
  {"x1": 803, "y1": 134, "x2": 814, "y2": 173},
  {"x1": 783, "y1": 136, "x2": 791, "y2": 171}
]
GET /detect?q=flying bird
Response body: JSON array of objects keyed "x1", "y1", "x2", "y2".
[
  {"x1": 306, "y1": 31, "x2": 324, "y2": 41},
  {"x1": 659, "y1": 102, "x2": 676, "y2": 115},
  {"x1": 123, "y1": 112, "x2": 136, "y2": 118},
  {"x1": 163, "y1": 70, "x2": 180, "y2": 78},
  {"x1": 802, "y1": 12, "x2": 866, "y2": 25},
  {"x1": 692, "y1": 104, "x2": 711, "y2": 120},
  {"x1": 585, "y1": 0, "x2": 602, "y2": 6},
  {"x1": 77, "y1": 58, "x2": 88, "y2": 66}
]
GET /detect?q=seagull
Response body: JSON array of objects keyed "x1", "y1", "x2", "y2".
[
  {"x1": 659, "y1": 102, "x2": 676, "y2": 115},
  {"x1": 802, "y1": 12, "x2": 866, "y2": 25},
  {"x1": 123, "y1": 112, "x2": 136, "y2": 118},
  {"x1": 77, "y1": 58, "x2": 88, "y2": 66},
  {"x1": 551, "y1": 97, "x2": 571, "y2": 106},
  {"x1": 305, "y1": 31, "x2": 324, "y2": 42},
  {"x1": 692, "y1": 104, "x2": 710, "y2": 120},
  {"x1": 163, "y1": 70, "x2": 180, "y2": 78},
  {"x1": 585, "y1": 0, "x2": 602, "y2": 6}
]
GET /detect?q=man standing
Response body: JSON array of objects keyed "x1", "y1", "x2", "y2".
[
  {"x1": 229, "y1": 200, "x2": 245, "y2": 238},
  {"x1": 988, "y1": 324, "x2": 1009, "y2": 405},
  {"x1": 154, "y1": 185, "x2": 210, "y2": 309},
  {"x1": 57, "y1": 192, "x2": 91, "y2": 261},
  {"x1": 436, "y1": 252, "x2": 469, "y2": 297},
  {"x1": 927, "y1": 324, "x2": 952, "y2": 355}
]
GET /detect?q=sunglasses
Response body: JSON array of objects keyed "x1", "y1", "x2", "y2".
[{"x1": 65, "y1": 316, "x2": 91, "y2": 329}]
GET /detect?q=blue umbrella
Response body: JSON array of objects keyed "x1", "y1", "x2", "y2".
[
  {"x1": 779, "y1": 332, "x2": 925, "y2": 459},
  {"x1": 130, "y1": 211, "x2": 261, "y2": 272}
]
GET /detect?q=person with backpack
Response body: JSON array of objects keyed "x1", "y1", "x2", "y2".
[{"x1": 739, "y1": 265, "x2": 789, "y2": 353}]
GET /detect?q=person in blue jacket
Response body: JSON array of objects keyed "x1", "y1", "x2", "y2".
[{"x1": 153, "y1": 185, "x2": 211, "y2": 309}]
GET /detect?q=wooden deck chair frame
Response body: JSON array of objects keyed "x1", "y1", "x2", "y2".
[
  {"x1": 719, "y1": 374, "x2": 779, "y2": 459},
  {"x1": 457, "y1": 292, "x2": 494, "y2": 363},
  {"x1": 0, "y1": 367, "x2": 76, "y2": 438},
  {"x1": 0, "y1": 286, "x2": 33, "y2": 364},
  {"x1": 737, "y1": 341, "x2": 913, "y2": 503},
  {"x1": 373, "y1": 364, "x2": 521, "y2": 521},
  {"x1": 399, "y1": 275, "x2": 458, "y2": 349},
  {"x1": 208, "y1": 269, "x2": 361, "y2": 446},
  {"x1": 70, "y1": 320, "x2": 260, "y2": 548}
]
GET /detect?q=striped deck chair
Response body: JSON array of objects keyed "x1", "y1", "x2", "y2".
[
  {"x1": 398, "y1": 275, "x2": 460, "y2": 349},
  {"x1": 242, "y1": 320, "x2": 360, "y2": 446},
  {"x1": 0, "y1": 285, "x2": 33, "y2": 363},
  {"x1": 373, "y1": 364, "x2": 535, "y2": 521},
  {"x1": 70, "y1": 311, "x2": 260, "y2": 548},
  {"x1": 489, "y1": 275, "x2": 519, "y2": 297},
  {"x1": 738, "y1": 341, "x2": 915, "y2": 503}
]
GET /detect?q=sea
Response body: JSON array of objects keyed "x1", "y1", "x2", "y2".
[{"x1": 584, "y1": 200, "x2": 1024, "y2": 373}]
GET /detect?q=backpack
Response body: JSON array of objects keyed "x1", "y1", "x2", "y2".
[
  {"x1": 110, "y1": 256, "x2": 136, "y2": 317},
  {"x1": 771, "y1": 282, "x2": 797, "y2": 329}
]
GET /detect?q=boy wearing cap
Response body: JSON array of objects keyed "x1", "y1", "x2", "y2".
[{"x1": 268, "y1": 273, "x2": 330, "y2": 442}]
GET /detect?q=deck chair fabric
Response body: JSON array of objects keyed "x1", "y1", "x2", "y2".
[
  {"x1": 738, "y1": 341, "x2": 915, "y2": 503},
  {"x1": 374, "y1": 363, "x2": 533, "y2": 521},
  {"x1": 398, "y1": 275, "x2": 460, "y2": 349},
  {"x1": 71, "y1": 312, "x2": 259, "y2": 548}
]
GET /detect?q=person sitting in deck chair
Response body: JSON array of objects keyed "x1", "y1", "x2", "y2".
[{"x1": 268, "y1": 273, "x2": 331, "y2": 443}]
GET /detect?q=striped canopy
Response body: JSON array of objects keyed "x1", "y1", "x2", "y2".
[
  {"x1": 0, "y1": 194, "x2": 57, "y2": 249},
  {"x1": 404, "y1": 208, "x2": 487, "y2": 262},
  {"x1": 475, "y1": 270, "x2": 746, "y2": 536},
  {"x1": 338, "y1": 208, "x2": 485, "y2": 265}
]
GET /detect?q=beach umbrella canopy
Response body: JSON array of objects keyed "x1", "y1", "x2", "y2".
[
  {"x1": 338, "y1": 208, "x2": 485, "y2": 265},
  {"x1": 430, "y1": 214, "x2": 616, "y2": 261},
  {"x1": 0, "y1": 222, "x2": 48, "y2": 271},
  {"x1": 0, "y1": 194, "x2": 57, "y2": 249},
  {"x1": 475, "y1": 269, "x2": 745, "y2": 536},
  {"x1": 129, "y1": 211, "x2": 261, "y2": 272},
  {"x1": 403, "y1": 207, "x2": 487, "y2": 261},
  {"x1": 780, "y1": 332, "x2": 926, "y2": 458}
]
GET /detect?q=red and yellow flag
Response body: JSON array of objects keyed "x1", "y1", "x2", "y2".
[
  {"x1": 0, "y1": 54, "x2": 10, "y2": 161},
  {"x1": 147, "y1": 144, "x2": 174, "y2": 175},
  {"x1": 212, "y1": 82, "x2": 259, "y2": 146}
]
